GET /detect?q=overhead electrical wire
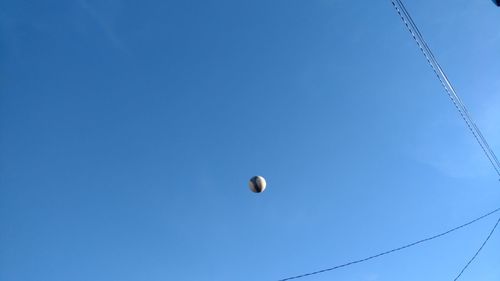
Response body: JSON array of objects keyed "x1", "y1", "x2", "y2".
[
  {"x1": 453, "y1": 216, "x2": 500, "y2": 281},
  {"x1": 391, "y1": 0, "x2": 500, "y2": 178},
  {"x1": 390, "y1": 1, "x2": 500, "y2": 278},
  {"x1": 275, "y1": 2, "x2": 499, "y2": 280},
  {"x1": 276, "y1": 207, "x2": 500, "y2": 281},
  {"x1": 276, "y1": 2, "x2": 500, "y2": 280}
]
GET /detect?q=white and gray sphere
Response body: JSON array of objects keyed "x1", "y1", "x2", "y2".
[{"x1": 249, "y1": 176, "x2": 266, "y2": 193}]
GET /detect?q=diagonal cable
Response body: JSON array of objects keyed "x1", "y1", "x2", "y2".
[
  {"x1": 277, "y1": 207, "x2": 500, "y2": 281},
  {"x1": 391, "y1": 0, "x2": 500, "y2": 178},
  {"x1": 453, "y1": 216, "x2": 500, "y2": 281}
]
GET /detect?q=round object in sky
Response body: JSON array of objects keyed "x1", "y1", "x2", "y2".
[{"x1": 249, "y1": 176, "x2": 266, "y2": 193}]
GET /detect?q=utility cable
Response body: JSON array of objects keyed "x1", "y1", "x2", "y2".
[
  {"x1": 453, "y1": 216, "x2": 500, "y2": 281},
  {"x1": 277, "y1": 207, "x2": 500, "y2": 281},
  {"x1": 390, "y1": 0, "x2": 500, "y2": 178}
]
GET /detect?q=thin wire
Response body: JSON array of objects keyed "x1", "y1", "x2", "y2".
[
  {"x1": 453, "y1": 216, "x2": 500, "y2": 281},
  {"x1": 277, "y1": 207, "x2": 500, "y2": 281},
  {"x1": 393, "y1": 0, "x2": 500, "y2": 176},
  {"x1": 395, "y1": 0, "x2": 500, "y2": 176},
  {"x1": 391, "y1": 0, "x2": 500, "y2": 178}
]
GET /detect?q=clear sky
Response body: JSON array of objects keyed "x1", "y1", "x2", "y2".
[{"x1": 1, "y1": 1, "x2": 500, "y2": 280}]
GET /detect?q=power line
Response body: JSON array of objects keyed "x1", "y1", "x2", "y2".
[
  {"x1": 391, "y1": 0, "x2": 500, "y2": 178},
  {"x1": 277, "y1": 207, "x2": 500, "y2": 281},
  {"x1": 453, "y1": 216, "x2": 500, "y2": 281},
  {"x1": 276, "y1": 3, "x2": 500, "y2": 280},
  {"x1": 392, "y1": 0, "x2": 500, "y2": 176}
]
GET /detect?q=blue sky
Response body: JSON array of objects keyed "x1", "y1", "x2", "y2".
[{"x1": 1, "y1": 1, "x2": 500, "y2": 280}]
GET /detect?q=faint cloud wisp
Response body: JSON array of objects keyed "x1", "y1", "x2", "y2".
[{"x1": 76, "y1": 0, "x2": 129, "y2": 55}]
